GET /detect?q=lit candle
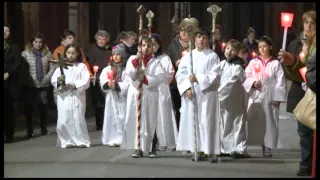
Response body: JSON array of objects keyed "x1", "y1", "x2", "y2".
[
  {"x1": 93, "y1": 65, "x2": 99, "y2": 86},
  {"x1": 221, "y1": 42, "x2": 226, "y2": 49},
  {"x1": 252, "y1": 52, "x2": 257, "y2": 58},
  {"x1": 107, "y1": 66, "x2": 115, "y2": 80}
]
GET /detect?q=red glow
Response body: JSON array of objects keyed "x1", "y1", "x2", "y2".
[
  {"x1": 299, "y1": 52, "x2": 305, "y2": 61},
  {"x1": 299, "y1": 67, "x2": 307, "y2": 82},
  {"x1": 107, "y1": 67, "x2": 115, "y2": 80},
  {"x1": 281, "y1": 12, "x2": 294, "y2": 27},
  {"x1": 93, "y1": 65, "x2": 99, "y2": 73},
  {"x1": 221, "y1": 42, "x2": 226, "y2": 49},
  {"x1": 254, "y1": 63, "x2": 260, "y2": 72},
  {"x1": 252, "y1": 52, "x2": 257, "y2": 58}
]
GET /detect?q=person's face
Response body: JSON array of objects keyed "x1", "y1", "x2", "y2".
[
  {"x1": 214, "y1": 28, "x2": 221, "y2": 39},
  {"x1": 248, "y1": 32, "x2": 255, "y2": 41},
  {"x1": 303, "y1": 16, "x2": 316, "y2": 38},
  {"x1": 96, "y1": 36, "x2": 108, "y2": 47},
  {"x1": 152, "y1": 38, "x2": 160, "y2": 54},
  {"x1": 179, "y1": 30, "x2": 189, "y2": 42},
  {"x1": 224, "y1": 45, "x2": 239, "y2": 60},
  {"x1": 65, "y1": 47, "x2": 78, "y2": 61},
  {"x1": 32, "y1": 38, "x2": 43, "y2": 50},
  {"x1": 125, "y1": 35, "x2": 136, "y2": 47},
  {"x1": 238, "y1": 51, "x2": 249, "y2": 62},
  {"x1": 64, "y1": 35, "x2": 75, "y2": 45},
  {"x1": 195, "y1": 33, "x2": 208, "y2": 50},
  {"x1": 4, "y1": 26, "x2": 10, "y2": 40},
  {"x1": 258, "y1": 41, "x2": 271, "y2": 57},
  {"x1": 141, "y1": 40, "x2": 153, "y2": 55},
  {"x1": 112, "y1": 52, "x2": 122, "y2": 63}
]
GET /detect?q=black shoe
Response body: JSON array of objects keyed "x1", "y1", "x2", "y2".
[
  {"x1": 132, "y1": 150, "x2": 143, "y2": 158},
  {"x1": 25, "y1": 133, "x2": 34, "y2": 138},
  {"x1": 296, "y1": 168, "x2": 311, "y2": 176},
  {"x1": 148, "y1": 151, "x2": 158, "y2": 158},
  {"x1": 96, "y1": 126, "x2": 102, "y2": 131},
  {"x1": 5, "y1": 137, "x2": 13, "y2": 143},
  {"x1": 41, "y1": 128, "x2": 48, "y2": 135}
]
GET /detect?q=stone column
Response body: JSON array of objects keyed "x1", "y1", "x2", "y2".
[{"x1": 22, "y1": 2, "x2": 39, "y2": 45}]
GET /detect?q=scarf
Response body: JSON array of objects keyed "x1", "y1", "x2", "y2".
[{"x1": 33, "y1": 48, "x2": 44, "y2": 81}]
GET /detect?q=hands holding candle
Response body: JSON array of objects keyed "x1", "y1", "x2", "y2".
[{"x1": 92, "y1": 65, "x2": 99, "y2": 85}]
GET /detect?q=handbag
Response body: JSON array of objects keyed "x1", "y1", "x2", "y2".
[{"x1": 293, "y1": 88, "x2": 316, "y2": 130}]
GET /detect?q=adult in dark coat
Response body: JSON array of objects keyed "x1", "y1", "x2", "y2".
[
  {"x1": 167, "y1": 26, "x2": 189, "y2": 130},
  {"x1": 4, "y1": 24, "x2": 22, "y2": 143},
  {"x1": 277, "y1": 10, "x2": 316, "y2": 176},
  {"x1": 86, "y1": 30, "x2": 112, "y2": 130}
]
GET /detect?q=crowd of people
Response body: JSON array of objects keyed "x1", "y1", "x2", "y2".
[{"x1": 3, "y1": 9, "x2": 316, "y2": 177}]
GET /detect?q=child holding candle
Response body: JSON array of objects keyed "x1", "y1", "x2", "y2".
[
  {"x1": 242, "y1": 36, "x2": 287, "y2": 157},
  {"x1": 51, "y1": 44, "x2": 91, "y2": 148},
  {"x1": 99, "y1": 44, "x2": 128, "y2": 147}
]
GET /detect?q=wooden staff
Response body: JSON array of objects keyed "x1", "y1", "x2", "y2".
[{"x1": 136, "y1": 5, "x2": 146, "y2": 152}]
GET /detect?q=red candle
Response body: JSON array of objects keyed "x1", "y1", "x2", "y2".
[
  {"x1": 93, "y1": 65, "x2": 99, "y2": 73},
  {"x1": 221, "y1": 42, "x2": 226, "y2": 49},
  {"x1": 107, "y1": 67, "x2": 115, "y2": 80}
]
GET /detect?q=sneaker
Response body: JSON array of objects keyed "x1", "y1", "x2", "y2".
[
  {"x1": 209, "y1": 155, "x2": 219, "y2": 163},
  {"x1": 191, "y1": 152, "x2": 207, "y2": 161},
  {"x1": 132, "y1": 150, "x2": 143, "y2": 158},
  {"x1": 296, "y1": 167, "x2": 311, "y2": 176},
  {"x1": 148, "y1": 151, "x2": 158, "y2": 158},
  {"x1": 262, "y1": 145, "x2": 272, "y2": 157}
]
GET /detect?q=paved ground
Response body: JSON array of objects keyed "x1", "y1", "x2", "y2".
[{"x1": 4, "y1": 101, "x2": 307, "y2": 178}]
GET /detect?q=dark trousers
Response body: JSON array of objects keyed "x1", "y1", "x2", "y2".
[
  {"x1": 297, "y1": 120, "x2": 314, "y2": 170},
  {"x1": 90, "y1": 84, "x2": 105, "y2": 128},
  {"x1": 170, "y1": 88, "x2": 181, "y2": 130},
  {"x1": 152, "y1": 131, "x2": 158, "y2": 152},
  {"x1": 24, "y1": 104, "x2": 48, "y2": 134},
  {"x1": 4, "y1": 90, "x2": 16, "y2": 140}
]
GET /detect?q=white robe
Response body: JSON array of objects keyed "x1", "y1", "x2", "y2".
[
  {"x1": 176, "y1": 48, "x2": 221, "y2": 155},
  {"x1": 218, "y1": 60, "x2": 247, "y2": 154},
  {"x1": 51, "y1": 62, "x2": 91, "y2": 148},
  {"x1": 156, "y1": 54, "x2": 178, "y2": 149},
  {"x1": 120, "y1": 55, "x2": 165, "y2": 152},
  {"x1": 99, "y1": 66, "x2": 128, "y2": 146},
  {"x1": 242, "y1": 57, "x2": 286, "y2": 149}
]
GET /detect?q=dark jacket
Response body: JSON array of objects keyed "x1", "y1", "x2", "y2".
[
  {"x1": 122, "y1": 43, "x2": 138, "y2": 65},
  {"x1": 86, "y1": 44, "x2": 112, "y2": 107},
  {"x1": 224, "y1": 56, "x2": 246, "y2": 70},
  {"x1": 167, "y1": 38, "x2": 189, "y2": 89},
  {"x1": 243, "y1": 38, "x2": 259, "y2": 61},
  {"x1": 306, "y1": 50, "x2": 316, "y2": 93},
  {"x1": 4, "y1": 41, "x2": 22, "y2": 101}
]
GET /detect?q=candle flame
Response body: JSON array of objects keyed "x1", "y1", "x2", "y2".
[
  {"x1": 221, "y1": 42, "x2": 226, "y2": 49},
  {"x1": 93, "y1": 65, "x2": 99, "y2": 73},
  {"x1": 252, "y1": 52, "x2": 257, "y2": 58},
  {"x1": 299, "y1": 52, "x2": 305, "y2": 61}
]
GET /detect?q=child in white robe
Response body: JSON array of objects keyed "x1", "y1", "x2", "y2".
[
  {"x1": 99, "y1": 44, "x2": 128, "y2": 147},
  {"x1": 218, "y1": 39, "x2": 248, "y2": 159},
  {"x1": 242, "y1": 36, "x2": 287, "y2": 157},
  {"x1": 176, "y1": 28, "x2": 221, "y2": 163},
  {"x1": 151, "y1": 34, "x2": 178, "y2": 151},
  {"x1": 51, "y1": 44, "x2": 91, "y2": 148},
  {"x1": 120, "y1": 36, "x2": 165, "y2": 158}
]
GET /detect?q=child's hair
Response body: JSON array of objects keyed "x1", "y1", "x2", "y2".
[
  {"x1": 64, "y1": 44, "x2": 82, "y2": 63},
  {"x1": 258, "y1": 36, "x2": 274, "y2": 57},
  {"x1": 139, "y1": 35, "x2": 152, "y2": 46},
  {"x1": 247, "y1": 27, "x2": 255, "y2": 36},
  {"x1": 116, "y1": 31, "x2": 126, "y2": 43},
  {"x1": 62, "y1": 29, "x2": 76, "y2": 39},
  {"x1": 151, "y1": 33, "x2": 163, "y2": 57},
  {"x1": 239, "y1": 44, "x2": 249, "y2": 54},
  {"x1": 226, "y1": 39, "x2": 241, "y2": 52},
  {"x1": 195, "y1": 27, "x2": 211, "y2": 38},
  {"x1": 30, "y1": 32, "x2": 46, "y2": 47},
  {"x1": 125, "y1": 31, "x2": 137, "y2": 39}
]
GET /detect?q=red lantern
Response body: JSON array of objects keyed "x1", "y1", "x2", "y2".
[
  {"x1": 93, "y1": 65, "x2": 99, "y2": 73},
  {"x1": 107, "y1": 67, "x2": 116, "y2": 80},
  {"x1": 281, "y1": 13, "x2": 294, "y2": 28},
  {"x1": 299, "y1": 67, "x2": 307, "y2": 82}
]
